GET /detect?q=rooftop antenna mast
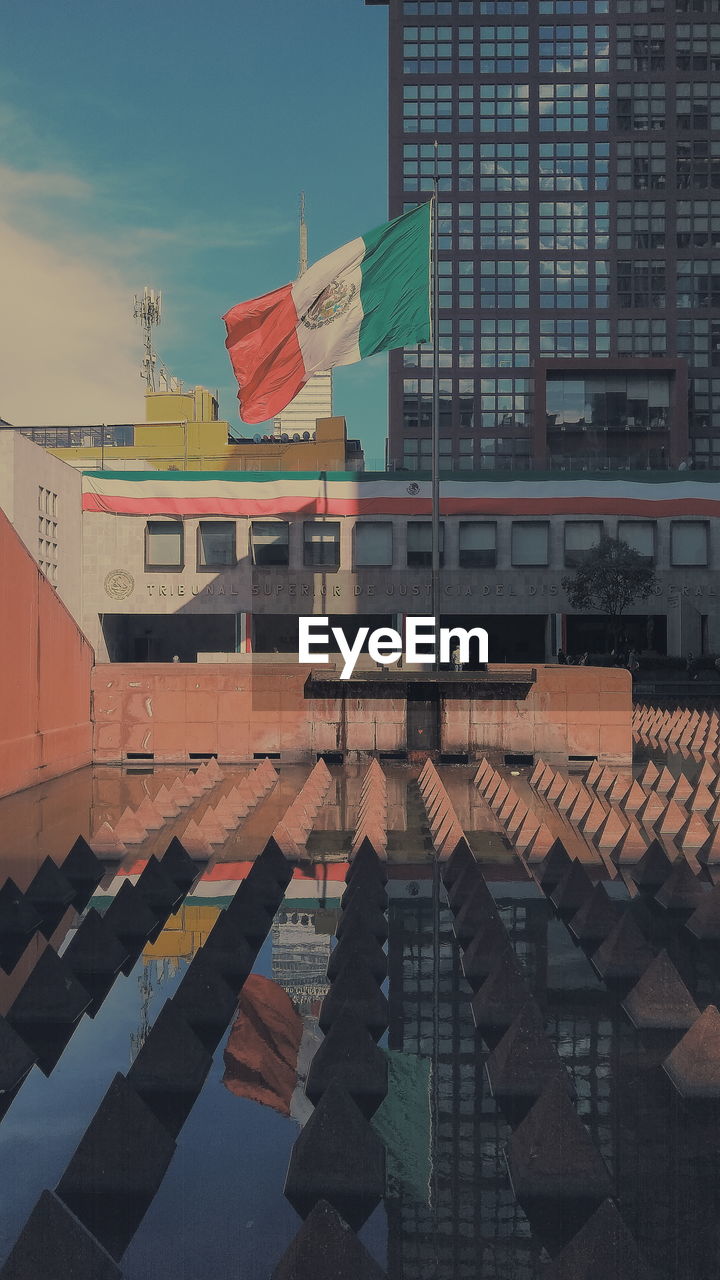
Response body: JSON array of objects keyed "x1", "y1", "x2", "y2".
[
  {"x1": 299, "y1": 192, "x2": 308, "y2": 275},
  {"x1": 133, "y1": 286, "x2": 162, "y2": 391}
]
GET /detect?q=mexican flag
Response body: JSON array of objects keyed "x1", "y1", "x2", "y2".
[{"x1": 223, "y1": 203, "x2": 431, "y2": 424}]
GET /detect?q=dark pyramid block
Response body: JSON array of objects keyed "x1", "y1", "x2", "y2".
[
  {"x1": 336, "y1": 900, "x2": 388, "y2": 946},
  {"x1": 160, "y1": 837, "x2": 200, "y2": 892},
  {"x1": 56, "y1": 1073, "x2": 176, "y2": 1260},
  {"x1": 271, "y1": 1198, "x2": 388, "y2": 1280},
  {"x1": 446, "y1": 859, "x2": 483, "y2": 912},
  {"x1": 319, "y1": 958, "x2": 388, "y2": 1042},
  {"x1": 537, "y1": 840, "x2": 573, "y2": 893},
  {"x1": 203, "y1": 909, "x2": 258, "y2": 990},
  {"x1": 686, "y1": 882, "x2": 720, "y2": 941},
  {"x1": 62, "y1": 908, "x2": 128, "y2": 979},
  {"x1": 347, "y1": 838, "x2": 387, "y2": 886},
  {"x1": 543, "y1": 1198, "x2": 658, "y2": 1280},
  {"x1": 102, "y1": 880, "x2": 160, "y2": 946},
  {"x1": 171, "y1": 949, "x2": 238, "y2": 1050},
  {"x1": 284, "y1": 1083, "x2": 385, "y2": 1231},
  {"x1": 0, "y1": 878, "x2": 42, "y2": 940},
  {"x1": 622, "y1": 949, "x2": 700, "y2": 1030},
  {"x1": 460, "y1": 914, "x2": 513, "y2": 992},
  {"x1": 0, "y1": 1189, "x2": 121, "y2": 1280},
  {"x1": 244, "y1": 859, "x2": 288, "y2": 911},
  {"x1": 591, "y1": 911, "x2": 655, "y2": 983},
  {"x1": 507, "y1": 1077, "x2": 612, "y2": 1204},
  {"x1": 471, "y1": 947, "x2": 531, "y2": 1036},
  {"x1": 225, "y1": 882, "x2": 276, "y2": 949},
  {"x1": 327, "y1": 931, "x2": 387, "y2": 986},
  {"x1": 0, "y1": 1014, "x2": 35, "y2": 1093},
  {"x1": 135, "y1": 856, "x2": 184, "y2": 915},
  {"x1": 655, "y1": 857, "x2": 710, "y2": 915},
  {"x1": 61, "y1": 837, "x2": 104, "y2": 892},
  {"x1": 663, "y1": 1004, "x2": 720, "y2": 1098},
  {"x1": 550, "y1": 859, "x2": 595, "y2": 915},
  {"x1": 127, "y1": 1001, "x2": 212, "y2": 1138},
  {"x1": 568, "y1": 883, "x2": 622, "y2": 945},
  {"x1": 631, "y1": 840, "x2": 673, "y2": 893},
  {"x1": 24, "y1": 857, "x2": 75, "y2": 913},
  {"x1": 340, "y1": 872, "x2": 388, "y2": 915},
  {"x1": 256, "y1": 836, "x2": 294, "y2": 889},
  {"x1": 452, "y1": 879, "x2": 498, "y2": 945},
  {"x1": 8, "y1": 947, "x2": 91, "y2": 1028},
  {"x1": 441, "y1": 836, "x2": 476, "y2": 891},
  {"x1": 486, "y1": 1001, "x2": 573, "y2": 1116},
  {"x1": 305, "y1": 1010, "x2": 388, "y2": 1119},
  {"x1": 0, "y1": 934, "x2": 32, "y2": 976}
]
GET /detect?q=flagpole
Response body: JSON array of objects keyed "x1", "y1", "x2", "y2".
[{"x1": 431, "y1": 142, "x2": 441, "y2": 672}]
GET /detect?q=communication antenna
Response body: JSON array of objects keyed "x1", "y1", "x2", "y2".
[
  {"x1": 133, "y1": 286, "x2": 162, "y2": 391},
  {"x1": 299, "y1": 192, "x2": 308, "y2": 276}
]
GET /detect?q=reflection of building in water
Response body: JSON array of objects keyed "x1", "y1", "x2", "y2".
[{"x1": 271, "y1": 909, "x2": 333, "y2": 1014}]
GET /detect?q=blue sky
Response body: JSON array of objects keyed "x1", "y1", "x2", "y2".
[{"x1": 0, "y1": 0, "x2": 390, "y2": 462}]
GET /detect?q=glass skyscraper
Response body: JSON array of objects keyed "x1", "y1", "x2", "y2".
[{"x1": 368, "y1": 0, "x2": 720, "y2": 474}]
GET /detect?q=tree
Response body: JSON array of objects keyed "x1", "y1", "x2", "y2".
[{"x1": 561, "y1": 535, "x2": 657, "y2": 652}]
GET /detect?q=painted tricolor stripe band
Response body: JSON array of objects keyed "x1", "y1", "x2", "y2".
[{"x1": 222, "y1": 204, "x2": 431, "y2": 424}]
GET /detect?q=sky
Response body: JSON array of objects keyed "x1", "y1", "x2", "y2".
[{"x1": 0, "y1": 0, "x2": 390, "y2": 463}]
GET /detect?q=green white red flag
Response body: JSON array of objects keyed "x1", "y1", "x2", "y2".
[{"x1": 223, "y1": 203, "x2": 431, "y2": 423}]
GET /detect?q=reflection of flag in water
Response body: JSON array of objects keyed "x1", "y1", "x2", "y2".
[
  {"x1": 222, "y1": 974, "x2": 303, "y2": 1117},
  {"x1": 372, "y1": 1051, "x2": 432, "y2": 1204}
]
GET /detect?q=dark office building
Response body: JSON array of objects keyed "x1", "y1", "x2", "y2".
[{"x1": 368, "y1": 0, "x2": 720, "y2": 474}]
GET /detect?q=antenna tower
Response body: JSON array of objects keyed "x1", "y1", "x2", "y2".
[
  {"x1": 133, "y1": 286, "x2": 162, "y2": 391},
  {"x1": 299, "y1": 192, "x2": 308, "y2": 275}
]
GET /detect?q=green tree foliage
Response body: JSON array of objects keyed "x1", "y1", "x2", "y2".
[{"x1": 561, "y1": 535, "x2": 657, "y2": 648}]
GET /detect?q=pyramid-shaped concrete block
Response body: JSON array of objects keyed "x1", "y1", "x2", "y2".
[
  {"x1": 336, "y1": 900, "x2": 388, "y2": 946},
  {"x1": 591, "y1": 912, "x2": 655, "y2": 983},
  {"x1": 0, "y1": 878, "x2": 42, "y2": 940},
  {"x1": 171, "y1": 949, "x2": 238, "y2": 1046},
  {"x1": 305, "y1": 1010, "x2": 388, "y2": 1120},
  {"x1": 579, "y1": 797, "x2": 608, "y2": 837},
  {"x1": 160, "y1": 838, "x2": 201, "y2": 891},
  {"x1": 135, "y1": 856, "x2": 184, "y2": 915},
  {"x1": 61, "y1": 838, "x2": 104, "y2": 892},
  {"x1": 271, "y1": 1198, "x2": 388, "y2": 1280},
  {"x1": 550, "y1": 860, "x2": 595, "y2": 915},
  {"x1": 151, "y1": 785, "x2": 181, "y2": 818},
  {"x1": 452, "y1": 879, "x2": 498, "y2": 944},
  {"x1": 127, "y1": 1001, "x2": 212, "y2": 1136},
  {"x1": 460, "y1": 914, "x2": 512, "y2": 991},
  {"x1": 102, "y1": 880, "x2": 159, "y2": 945},
  {"x1": 636, "y1": 792, "x2": 666, "y2": 827},
  {"x1": 284, "y1": 1083, "x2": 385, "y2": 1231},
  {"x1": 537, "y1": 840, "x2": 573, "y2": 892},
  {"x1": 113, "y1": 807, "x2": 148, "y2": 845},
  {"x1": 622, "y1": 780, "x2": 647, "y2": 813},
  {"x1": 24, "y1": 858, "x2": 75, "y2": 913},
  {"x1": 0, "y1": 1189, "x2": 121, "y2": 1280},
  {"x1": 471, "y1": 947, "x2": 531, "y2": 1035},
  {"x1": 568, "y1": 883, "x2": 622, "y2": 945},
  {"x1": 203, "y1": 907, "x2": 259, "y2": 989},
  {"x1": 89, "y1": 823, "x2": 127, "y2": 860},
  {"x1": 663, "y1": 1004, "x2": 720, "y2": 1098},
  {"x1": 542, "y1": 1198, "x2": 657, "y2": 1280},
  {"x1": 640, "y1": 761, "x2": 660, "y2": 787},
  {"x1": 0, "y1": 1014, "x2": 35, "y2": 1094},
  {"x1": 568, "y1": 789, "x2": 592, "y2": 824},
  {"x1": 62, "y1": 908, "x2": 128, "y2": 979},
  {"x1": 655, "y1": 858, "x2": 710, "y2": 914},
  {"x1": 594, "y1": 809, "x2": 628, "y2": 853},
  {"x1": 319, "y1": 958, "x2": 388, "y2": 1042},
  {"x1": 8, "y1": 948, "x2": 91, "y2": 1028},
  {"x1": 135, "y1": 796, "x2": 164, "y2": 831},
  {"x1": 686, "y1": 883, "x2": 720, "y2": 940},
  {"x1": 180, "y1": 820, "x2": 213, "y2": 860},
  {"x1": 486, "y1": 1000, "x2": 572, "y2": 1111},
  {"x1": 611, "y1": 819, "x2": 649, "y2": 866},
  {"x1": 631, "y1": 839, "x2": 673, "y2": 891},
  {"x1": 507, "y1": 1076, "x2": 613, "y2": 1203},
  {"x1": 622, "y1": 949, "x2": 699, "y2": 1030},
  {"x1": 327, "y1": 931, "x2": 387, "y2": 986}
]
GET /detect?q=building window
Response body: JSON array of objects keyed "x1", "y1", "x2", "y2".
[
  {"x1": 251, "y1": 521, "x2": 289, "y2": 566},
  {"x1": 677, "y1": 318, "x2": 720, "y2": 366},
  {"x1": 617, "y1": 141, "x2": 666, "y2": 190},
  {"x1": 479, "y1": 319, "x2": 530, "y2": 367},
  {"x1": 303, "y1": 522, "x2": 340, "y2": 568},
  {"x1": 671, "y1": 522, "x2": 709, "y2": 566},
  {"x1": 402, "y1": 438, "x2": 432, "y2": 470},
  {"x1": 479, "y1": 83, "x2": 529, "y2": 133},
  {"x1": 438, "y1": 201, "x2": 474, "y2": 250},
  {"x1": 459, "y1": 522, "x2": 497, "y2": 567},
  {"x1": 617, "y1": 259, "x2": 666, "y2": 308},
  {"x1": 539, "y1": 83, "x2": 608, "y2": 132},
  {"x1": 690, "y1": 378, "x2": 720, "y2": 431},
  {"x1": 539, "y1": 25, "x2": 609, "y2": 74},
  {"x1": 691, "y1": 438, "x2": 720, "y2": 468},
  {"x1": 618, "y1": 520, "x2": 655, "y2": 561},
  {"x1": 677, "y1": 260, "x2": 720, "y2": 308},
  {"x1": 539, "y1": 143, "x2": 610, "y2": 192},
  {"x1": 616, "y1": 201, "x2": 665, "y2": 249},
  {"x1": 617, "y1": 0, "x2": 664, "y2": 9},
  {"x1": 677, "y1": 23, "x2": 720, "y2": 71},
  {"x1": 540, "y1": 318, "x2": 610, "y2": 356},
  {"x1": 564, "y1": 521, "x2": 603, "y2": 566},
  {"x1": 547, "y1": 372, "x2": 671, "y2": 431},
  {"x1": 479, "y1": 143, "x2": 529, "y2": 190},
  {"x1": 197, "y1": 521, "x2": 235, "y2": 569},
  {"x1": 539, "y1": 0, "x2": 609, "y2": 9},
  {"x1": 355, "y1": 522, "x2": 393, "y2": 568},
  {"x1": 676, "y1": 140, "x2": 720, "y2": 189},
  {"x1": 539, "y1": 201, "x2": 609, "y2": 250},
  {"x1": 478, "y1": 25, "x2": 529, "y2": 73},
  {"x1": 479, "y1": 379, "x2": 531, "y2": 430},
  {"x1": 403, "y1": 142, "x2": 454, "y2": 194},
  {"x1": 407, "y1": 521, "x2": 445, "y2": 567},
  {"x1": 475, "y1": 1, "x2": 529, "y2": 11},
  {"x1": 403, "y1": 26, "x2": 464, "y2": 76},
  {"x1": 403, "y1": 83, "x2": 473, "y2": 134},
  {"x1": 677, "y1": 82, "x2": 720, "y2": 131},
  {"x1": 676, "y1": 200, "x2": 720, "y2": 248},
  {"x1": 478, "y1": 202, "x2": 529, "y2": 250},
  {"x1": 145, "y1": 521, "x2": 183, "y2": 570},
  {"x1": 512, "y1": 523, "x2": 549, "y2": 566},
  {"x1": 616, "y1": 24, "x2": 666, "y2": 71},
  {"x1": 616, "y1": 83, "x2": 666, "y2": 131},
  {"x1": 539, "y1": 260, "x2": 608, "y2": 309},
  {"x1": 479, "y1": 260, "x2": 530, "y2": 308},
  {"x1": 617, "y1": 318, "x2": 667, "y2": 356},
  {"x1": 477, "y1": 438, "x2": 531, "y2": 471},
  {"x1": 676, "y1": 0, "x2": 720, "y2": 11},
  {"x1": 438, "y1": 258, "x2": 474, "y2": 309}
]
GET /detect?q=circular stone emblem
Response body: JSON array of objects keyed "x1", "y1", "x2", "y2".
[
  {"x1": 407, "y1": 482, "x2": 420, "y2": 495},
  {"x1": 302, "y1": 278, "x2": 357, "y2": 330},
  {"x1": 104, "y1": 569, "x2": 134, "y2": 600}
]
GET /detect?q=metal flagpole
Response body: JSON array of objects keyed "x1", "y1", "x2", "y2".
[{"x1": 431, "y1": 141, "x2": 441, "y2": 671}]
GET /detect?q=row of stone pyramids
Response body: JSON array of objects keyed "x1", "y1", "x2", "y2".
[
  {"x1": 634, "y1": 705, "x2": 720, "y2": 756},
  {"x1": 271, "y1": 758, "x2": 333, "y2": 859},
  {"x1": 417, "y1": 758, "x2": 466, "y2": 856}
]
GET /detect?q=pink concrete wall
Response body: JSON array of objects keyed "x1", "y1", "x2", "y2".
[
  {"x1": 0, "y1": 510, "x2": 93, "y2": 798},
  {"x1": 92, "y1": 662, "x2": 631, "y2": 766}
]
